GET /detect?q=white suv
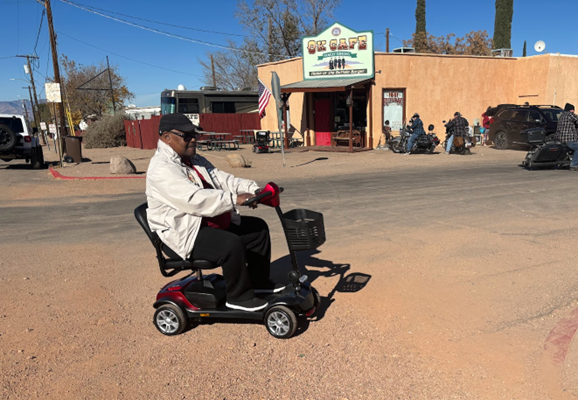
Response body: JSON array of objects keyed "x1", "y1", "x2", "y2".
[{"x1": 0, "y1": 114, "x2": 45, "y2": 169}]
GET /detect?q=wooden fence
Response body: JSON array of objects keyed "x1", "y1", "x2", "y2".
[{"x1": 124, "y1": 113, "x2": 261, "y2": 149}]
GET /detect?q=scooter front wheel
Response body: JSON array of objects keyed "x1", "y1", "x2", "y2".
[
  {"x1": 265, "y1": 305, "x2": 297, "y2": 339},
  {"x1": 154, "y1": 304, "x2": 187, "y2": 336}
]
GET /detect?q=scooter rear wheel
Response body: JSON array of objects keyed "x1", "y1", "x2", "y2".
[
  {"x1": 265, "y1": 305, "x2": 297, "y2": 339},
  {"x1": 154, "y1": 304, "x2": 187, "y2": 336}
]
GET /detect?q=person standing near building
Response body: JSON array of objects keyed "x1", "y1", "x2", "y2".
[
  {"x1": 378, "y1": 120, "x2": 391, "y2": 150},
  {"x1": 555, "y1": 103, "x2": 578, "y2": 171},
  {"x1": 404, "y1": 113, "x2": 425, "y2": 155},
  {"x1": 481, "y1": 106, "x2": 492, "y2": 146},
  {"x1": 444, "y1": 112, "x2": 469, "y2": 154}
]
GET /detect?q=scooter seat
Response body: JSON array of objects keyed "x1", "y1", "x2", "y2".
[{"x1": 134, "y1": 203, "x2": 219, "y2": 277}]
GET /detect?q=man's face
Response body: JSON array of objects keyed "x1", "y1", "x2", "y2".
[{"x1": 161, "y1": 129, "x2": 198, "y2": 159}]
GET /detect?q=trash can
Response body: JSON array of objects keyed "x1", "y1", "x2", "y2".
[{"x1": 65, "y1": 136, "x2": 83, "y2": 163}]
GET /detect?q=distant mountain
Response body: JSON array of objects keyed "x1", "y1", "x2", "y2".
[{"x1": 0, "y1": 100, "x2": 38, "y2": 118}]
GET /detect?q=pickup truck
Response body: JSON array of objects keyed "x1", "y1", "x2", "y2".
[{"x1": 0, "y1": 114, "x2": 44, "y2": 169}]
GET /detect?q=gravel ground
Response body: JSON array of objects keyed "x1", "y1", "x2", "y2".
[{"x1": 1, "y1": 142, "x2": 577, "y2": 399}]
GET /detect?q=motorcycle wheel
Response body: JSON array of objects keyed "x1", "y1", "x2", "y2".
[{"x1": 389, "y1": 138, "x2": 402, "y2": 153}]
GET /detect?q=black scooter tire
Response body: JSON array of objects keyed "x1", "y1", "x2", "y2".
[
  {"x1": 265, "y1": 305, "x2": 297, "y2": 339},
  {"x1": 154, "y1": 304, "x2": 187, "y2": 336}
]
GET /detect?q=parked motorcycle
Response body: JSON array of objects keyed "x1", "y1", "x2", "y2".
[
  {"x1": 521, "y1": 127, "x2": 573, "y2": 170},
  {"x1": 441, "y1": 121, "x2": 475, "y2": 155},
  {"x1": 388, "y1": 123, "x2": 439, "y2": 154}
]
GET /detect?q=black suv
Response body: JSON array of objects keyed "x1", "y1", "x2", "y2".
[{"x1": 488, "y1": 105, "x2": 563, "y2": 149}]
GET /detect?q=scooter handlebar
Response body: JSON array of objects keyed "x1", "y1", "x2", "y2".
[{"x1": 242, "y1": 186, "x2": 284, "y2": 206}]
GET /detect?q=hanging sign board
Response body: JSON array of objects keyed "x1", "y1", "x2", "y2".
[
  {"x1": 302, "y1": 22, "x2": 374, "y2": 80},
  {"x1": 45, "y1": 83, "x2": 62, "y2": 103},
  {"x1": 40, "y1": 122, "x2": 47, "y2": 130}
]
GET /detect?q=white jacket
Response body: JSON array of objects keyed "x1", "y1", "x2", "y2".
[{"x1": 146, "y1": 140, "x2": 259, "y2": 259}]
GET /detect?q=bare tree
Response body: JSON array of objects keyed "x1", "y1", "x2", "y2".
[
  {"x1": 200, "y1": 0, "x2": 340, "y2": 90},
  {"x1": 403, "y1": 30, "x2": 493, "y2": 56},
  {"x1": 60, "y1": 55, "x2": 134, "y2": 121}
]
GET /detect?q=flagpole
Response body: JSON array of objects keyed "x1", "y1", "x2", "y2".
[{"x1": 270, "y1": 72, "x2": 285, "y2": 167}]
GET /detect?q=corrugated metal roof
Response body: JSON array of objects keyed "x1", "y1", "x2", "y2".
[{"x1": 281, "y1": 77, "x2": 373, "y2": 90}]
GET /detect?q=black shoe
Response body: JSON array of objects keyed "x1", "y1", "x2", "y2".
[
  {"x1": 570, "y1": 166, "x2": 578, "y2": 171},
  {"x1": 226, "y1": 297, "x2": 268, "y2": 312},
  {"x1": 254, "y1": 281, "x2": 288, "y2": 294}
]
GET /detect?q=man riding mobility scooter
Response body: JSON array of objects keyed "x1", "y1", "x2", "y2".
[{"x1": 134, "y1": 182, "x2": 325, "y2": 339}]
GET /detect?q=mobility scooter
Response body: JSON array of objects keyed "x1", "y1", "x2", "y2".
[
  {"x1": 252, "y1": 130, "x2": 270, "y2": 153},
  {"x1": 134, "y1": 183, "x2": 325, "y2": 339}
]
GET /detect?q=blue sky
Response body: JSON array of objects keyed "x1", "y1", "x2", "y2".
[{"x1": 1, "y1": 0, "x2": 576, "y2": 106}]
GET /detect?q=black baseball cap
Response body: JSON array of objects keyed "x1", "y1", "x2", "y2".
[{"x1": 158, "y1": 114, "x2": 202, "y2": 135}]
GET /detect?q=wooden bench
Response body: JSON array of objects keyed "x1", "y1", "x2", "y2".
[
  {"x1": 210, "y1": 140, "x2": 240, "y2": 151},
  {"x1": 197, "y1": 140, "x2": 209, "y2": 151},
  {"x1": 331, "y1": 130, "x2": 363, "y2": 147}
]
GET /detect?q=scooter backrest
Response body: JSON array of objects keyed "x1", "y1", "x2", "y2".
[{"x1": 134, "y1": 203, "x2": 158, "y2": 245}]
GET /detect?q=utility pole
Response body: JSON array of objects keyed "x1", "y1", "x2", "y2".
[
  {"x1": 21, "y1": 99, "x2": 29, "y2": 121},
  {"x1": 210, "y1": 54, "x2": 216, "y2": 87},
  {"x1": 17, "y1": 54, "x2": 45, "y2": 144},
  {"x1": 23, "y1": 86, "x2": 35, "y2": 125},
  {"x1": 386, "y1": 28, "x2": 390, "y2": 52},
  {"x1": 106, "y1": 56, "x2": 116, "y2": 112},
  {"x1": 40, "y1": 0, "x2": 68, "y2": 145}
]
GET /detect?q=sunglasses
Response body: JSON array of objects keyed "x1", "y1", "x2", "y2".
[{"x1": 169, "y1": 130, "x2": 199, "y2": 142}]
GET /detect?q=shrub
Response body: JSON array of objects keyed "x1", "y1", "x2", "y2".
[{"x1": 83, "y1": 113, "x2": 126, "y2": 148}]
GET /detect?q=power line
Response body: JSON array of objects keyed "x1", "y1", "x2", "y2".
[
  {"x1": 57, "y1": 31, "x2": 205, "y2": 78},
  {"x1": 64, "y1": 0, "x2": 252, "y2": 39},
  {"x1": 34, "y1": 9, "x2": 46, "y2": 54},
  {"x1": 59, "y1": 0, "x2": 286, "y2": 58},
  {"x1": 0, "y1": 56, "x2": 18, "y2": 60}
]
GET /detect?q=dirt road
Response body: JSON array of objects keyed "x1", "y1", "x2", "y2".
[{"x1": 1, "y1": 145, "x2": 578, "y2": 399}]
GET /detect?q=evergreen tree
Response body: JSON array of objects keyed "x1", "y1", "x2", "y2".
[
  {"x1": 493, "y1": 0, "x2": 514, "y2": 49},
  {"x1": 522, "y1": 40, "x2": 526, "y2": 57},
  {"x1": 414, "y1": 0, "x2": 426, "y2": 52}
]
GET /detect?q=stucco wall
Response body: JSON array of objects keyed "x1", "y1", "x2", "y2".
[
  {"x1": 258, "y1": 53, "x2": 578, "y2": 148},
  {"x1": 371, "y1": 53, "x2": 517, "y2": 144}
]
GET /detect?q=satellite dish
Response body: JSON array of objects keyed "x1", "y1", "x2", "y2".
[
  {"x1": 534, "y1": 40, "x2": 546, "y2": 53},
  {"x1": 177, "y1": 84, "x2": 186, "y2": 90}
]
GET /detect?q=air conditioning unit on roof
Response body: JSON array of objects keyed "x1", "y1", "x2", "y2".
[{"x1": 491, "y1": 48, "x2": 513, "y2": 57}]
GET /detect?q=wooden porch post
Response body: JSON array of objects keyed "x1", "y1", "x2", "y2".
[
  {"x1": 305, "y1": 93, "x2": 311, "y2": 147},
  {"x1": 282, "y1": 93, "x2": 290, "y2": 149},
  {"x1": 368, "y1": 83, "x2": 373, "y2": 149},
  {"x1": 348, "y1": 89, "x2": 353, "y2": 153}
]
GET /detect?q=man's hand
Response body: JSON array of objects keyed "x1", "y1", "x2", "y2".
[{"x1": 236, "y1": 193, "x2": 258, "y2": 209}]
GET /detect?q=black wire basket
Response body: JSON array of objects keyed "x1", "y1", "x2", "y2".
[{"x1": 280, "y1": 209, "x2": 326, "y2": 251}]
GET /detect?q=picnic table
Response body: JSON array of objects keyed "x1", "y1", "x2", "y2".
[
  {"x1": 198, "y1": 132, "x2": 239, "y2": 151},
  {"x1": 239, "y1": 129, "x2": 256, "y2": 144}
]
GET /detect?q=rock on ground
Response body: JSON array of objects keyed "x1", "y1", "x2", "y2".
[
  {"x1": 110, "y1": 155, "x2": 136, "y2": 174},
  {"x1": 225, "y1": 153, "x2": 250, "y2": 168}
]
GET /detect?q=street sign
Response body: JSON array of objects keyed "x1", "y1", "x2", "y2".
[
  {"x1": 40, "y1": 122, "x2": 47, "y2": 131},
  {"x1": 49, "y1": 124, "x2": 56, "y2": 134},
  {"x1": 45, "y1": 83, "x2": 62, "y2": 103}
]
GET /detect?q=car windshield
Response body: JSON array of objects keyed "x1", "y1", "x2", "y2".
[{"x1": 542, "y1": 109, "x2": 563, "y2": 122}]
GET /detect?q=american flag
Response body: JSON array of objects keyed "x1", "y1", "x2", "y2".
[{"x1": 258, "y1": 79, "x2": 272, "y2": 119}]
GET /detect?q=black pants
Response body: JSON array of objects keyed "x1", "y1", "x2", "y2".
[{"x1": 191, "y1": 216, "x2": 271, "y2": 302}]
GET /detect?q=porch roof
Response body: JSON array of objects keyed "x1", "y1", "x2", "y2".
[{"x1": 280, "y1": 77, "x2": 374, "y2": 93}]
